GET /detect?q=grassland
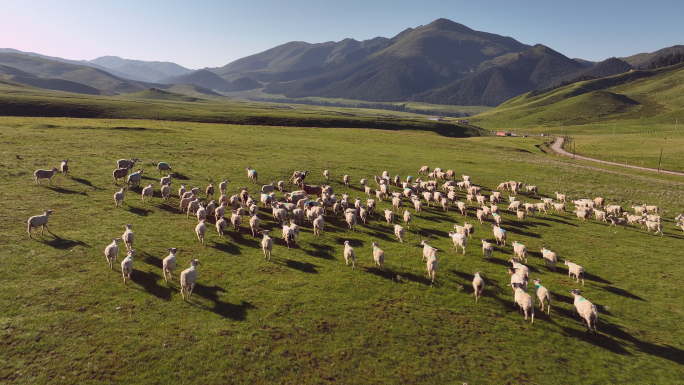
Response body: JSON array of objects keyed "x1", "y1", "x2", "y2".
[{"x1": 1, "y1": 117, "x2": 683, "y2": 384}]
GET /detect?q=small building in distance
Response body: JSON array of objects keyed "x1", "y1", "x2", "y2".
[{"x1": 496, "y1": 131, "x2": 512, "y2": 137}]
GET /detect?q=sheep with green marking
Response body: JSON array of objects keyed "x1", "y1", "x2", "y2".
[{"x1": 570, "y1": 289, "x2": 598, "y2": 333}]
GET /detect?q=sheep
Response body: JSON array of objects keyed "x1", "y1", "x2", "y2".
[
  {"x1": 60, "y1": 159, "x2": 69, "y2": 177},
  {"x1": 215, "y1": 180, "x2": 226, "y2": 196},
  {"x1": 553, "y1": 203, "x2": 566, "y2": 213},
  {"x1": 459, "y1": 222, "x2": 474, "y2": 239},
  {"x1": 313, "y1": 216, "x2": 324, "y2": 237},
  {"x1": 541, "y1": 197, "x2": 554, "y2": 205},
  {"x1": 468, "y1": 186, "x2": 481, "y2": 196},
  {"x1": 178, "y1": 184, "x2": 187, "y2": 199},
  {"x1": 187, "y1": 198, "x2": 200, "y2": 219},
  {"x1": 456, "y1": 201, "x2": 467, "y2": 217},
  {"x1": 532, "y1": 279, "x2": 551, "y2": 315},
  {"x1": 445, "y1": 170, "x2": 455, "y2": 180},
  {"x1": 497, "y1": 182, "x2": 509, "y2": 191},
  {"x1": 365, "y1": 186, "x2": 373, "y2": 197},
  {"x1": 114, "y1": 187, "x2": 126, "y2": 207},
  {"x1": 246, "y1": 166, "x2": 258, "y2": 183},
  {"x1": 403, "y1": 210, "x2": 412, "y2": 229},
  {"x1": 476, "y1": 209, "x2": 485, "y2": 224},
  {"x1": 343, "y1": 241, "x2": 355, "y2": 269},
  {"x1": 372, "y1": 242, "x2": 385, "y2": 269},
  {"x1": 180, "y1": 259, "x2": 201, "y2": 301},
  {"x1": 359, "y1": 207, "x2": 368, "y2": 225},
  {"x1": 476, "y1": 195, "x2": 487, "y2": 207},
  {"x1": 162, "y1": 248, "x2": 178, "y2": 282},
  {"x1": 565, "y1": 260, "x2": 585, "y2": 286},
  {"x1": 644, "y1": 214, "x2": 661, "y2": 223},
  {"x1": 677, "y1": 221, "x2": 684, "y2": 235},
  {"x1": 676, "y1": 213, "x2": 684, "y2": 222},
  {"x1": 117, "y1": 158, "x2": 139, "y2": 170},
  {"x1": 393, "y1": 224, "x2": 405, "y2": 243},
  {"x1": 524, "y1": 203, "x2": 537, "y2": 217},
  {"x1": 523, "y1": 184, "x2": 538, "y2": 195},
  {"x1": 122, "y1": 224, "x2": 134, "y2": 251},
  {"x1": 462, "y1": 174, "x2": 470, "y2": 183},
  {"x1": 161, "y1": 183, "x2": 171, "y2": 202},
  {"x1": 645, "y1": 220, "x2": 664, "y2": 236},
  {"x1": 535, "y1": 202, "x2": 548, "y2": 215},
  {"x1": 282, "y1": 222, "x2": 296, "y2": 248},
  {"x1": 248, "y1": 203, "x2": 258, "y2": 217},
  {"x1": 261, "y1": 230, "x2": 273, "y2": 260},
  {"x1": 380, "y1": 184, "x2": 390, "y2": 196},
  {"x1": 196, "y1": 204, "x2": 207, "y2": 222},
  {"x1": 285, "y1": 219, "x2": 299, "y2": 242},
  {"x1": 606, "y1": 205, "x2": 623, "y2": 216},
  {"x1": 570, "y1": 289, "x2": 598, "y2": 333},
  {"x1": 510, "y1": 241, "x2": 528, "y2": 264},
  {"x1": 157, "y1": 162, "x2": 171, "y2": 175},
  {"x1": 382, "y1": 209, "x2": 394, "y2": 226},
  {"x1": 34, "y1": 167, "x2": 59, "y2": 186},
  {"x1": 424, "y1": 191, "x2": 435, "y2": 206},
  {"x1": 230, "y1": 210, "x2": 243, "y2": 232},
  {"x1": 392, "y1": 195, "x2": 403, "y2": 213},
  {"x1": 113, "y1": 168, "x2": 129, "y2": 185},
  {"x1": 126, "y1": 169, "x2": 144, "y2": 188},
  {"x1": 426, "y1": 249, "x2": 438, "y2": 284},
  {"x1": 625, "y1": 213, "x2": 645, "y2": 227},
  {"x1": 418, "y1": 166, "x2": 430, "y2": 175},
  {"x1": 291, "y1": 208, "x2": 304, "y2": 225},
  {"x1": 508, "y1": 268, "x2": 528, "y2": 293},
  {"x1": 593, "y1": 197, "x2": 604, "y2": 207},
  {"x1": 448, "y1": 231, "x2": 467, "y2": 255},
  {"x1": 104, "y1": 238, "x2": 121, "y2": 269},
  {"x1": 202, "y1": 182, "x2": 214, "y2": 200},
  {"x1": 121, "y1": 250, "x2": 135, "y2": 284},
  {"x1": 492, "y1": 212, "x2": 502, "y2": 226},
  {"x1": 508, "y1": 201, "x2": 522, "y2": 211},
  {"x1": 473, "y1": 272, "x2": 484, "y2": 303},
  {"x1": 555, "y1": 191, "x2": 567, "y2": 203},
  {"x1": 413, "y1": 199, "x2": 423, "y2": 216},
  {"x1": 216, "y1": 216, "x2": 228, "y2": 237},
  {"x1": 492, "y1": 224, "x2": 507, "y2": 248},
  {"x1": 454, "y1": 224, "x2": 468, "y2": 237},
  {"x1": 516, "y1": 210, "x2": 527, "y2": 222},
  {"x1": 195, "y1": 220, "x2": 206, "y2": 245},
  {"x1": 342, "y1": 174, "x2": 350, "y2": 188},
  {"x1": 574, "y1": 209, "x2": 590, "y2": 221},
  {"x1": 607, "y1": 215, "x2": 628, "y2": 229},
  {"x1": 539, "y1": 247, "x2": 557, "y2": 271},
  {"x1": 481, "y1": 239, "x2": 493, "y2": 260},
  {"x1": 214, "y1": 202, "x2": 226, "y2": 222},
  {"x1": 512, "y1": 282, "x2": 534, "y2": 325},
  {"x1": 141, "y1": 183, "x2": 154, "y2": 203}
]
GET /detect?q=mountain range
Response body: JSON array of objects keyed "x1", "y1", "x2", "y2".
[{"x1": 1, "y1": 19, "x2": 683, "y2": 107}]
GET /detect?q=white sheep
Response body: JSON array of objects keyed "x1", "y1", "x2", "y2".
[
  {"x1": 644, "y1": 204, "x2": 660, "y2": 215},
  {"x1": 492, "y1": 212, "x2": 502, "y2": 226},
  {"x1": 540, "y1": 247, "x2": 557, "y2": 271},
  {"x1": 677, "y1": 221, "x2": 684, "y2": 235},
  {"x1": 104, "y1": 238, "x2": 121, "y2": 269},
  {"x1": 512, "y1": 282, "x2": 534, "y2": 325},
  {"x1": 126, "y1": 169, "x2": 144, "y2": 188},
  {"x1": 456, "y1": 201, "x2": 466, "y2": 216},
  {"x1": 574, "y1": 209, "x2": 590, "y2": 221},
  {"x1": 508, "y1": 268, "x2": 528, "y2": 293},
  {"x1": 492, "y1": 224, "x2": 507, "y2": 247},
  {"x1": 343, "y1": 240, "x2": 355, "y2": 269},
  {"x1": 413, "y1": 199, "x2": 423, "y2": 215},
  {"x1": 162, "y1": 248, "x2": 178, "y2": 282},
  {"x1": 553, "y1": 203, "x2": 566, "y2": 213},
  {"x1": 186, "y1": 198, "x2": 200, "y2": 218},
  {"x1": 509, "y1": 258, "x2": 530, "y2": 282},
  {"x1": 180, "y1": 259, "x2": 201, "y2": 301},
  {"x1": 121, "y1": 250, "x2": 134, "y2": 284},
  {"x1": 60, "y1": 159, "x2": 69, "y2": 178},
  {"x1": 322, "y1": 170, "x2": 329, "y2": 181},
  {"x1": 565, "y1": 260, "x2": 585, "y2": 286},
  {"x1": 555, "y1": 191, "x2": 567, "y2": 203},
  {"x1": 384, "y1": 209, "x2": 394, "y2": 226},
  {"x1": 204, "y1": 183, "x2": 214, "y2": 200},
  {"x1": 114, "y1": 187, "x2": 126, "y2": 207},
  {"x1": 157, "y1": 162, "x2": 171, "y2": 175},
  {"x1": 516, "y1": 209, "x2": 527, "y2": 222},
  {"x1": 214, "y1": 202, "x2": 226, "y2": 222},
  {"x1": 246, "y1": 166, "x2": 258, "y2": 183},
  {"x1": 117, "y1": 158, "x2": 139, "y2": 170},
  {"x1": 122, "y1": 224, "x2": 134, "y2": 251},
  {"x1": 394, "y1": 224, "x2": 405, "y2": 244},
  {"x1": 161, "y1": 183, "x2": 171, "y2": 202},
  {"x1": 250, "y1": 215, "x2": 260, "y2": 237},
  {"x1": 34, "y1": 167, "x2": 59, "y2": 185},
  {"x1": 359, "y1": 207, "x2": 368, "y2": 225},
  {"x1": 372, "y1": 242, "x2": 385, "y2": 269},
  {"x1": 216, "y1": 216, "x2": 227, "y2": 237},
  {"x1": 289, "y1": 220, "x2": 300, "y2": 242},
  {"x1": 178, "y1": 184, "x2": 187, "y2": 199},
  {"x1": 570, "y1": 289, "x2": 598, "y2": 333},
  {"x1": 593, "y1": 197, "x2": 605, "y2": 207},
  {"x1": 218, "y1": 180, "x2": 227, "y2": 195},
  {"x1": 141, "y1": 183, "x2": 154, "y2": 203},
  {"x1": 261, "y1": 230, "x2": 273, "y2": 260},
  {"x1": 607, "y1": 215, "x2": 628, "y2": 229},
  {"x1": 426, "y1": 250, "x2": 438, "y2": 284},
  {"x1": 645, "y1": 220, "x2": 663, "y2": 236},
  {"x1": 532, "y1": 279, "x2": 551, "y2": 315},
  {"x1": 508, "y1": 201, "x2": 522, "y2": 211},
  {"x1": 195, "y1": 220, "x2": 206, "y2": 245},
  {"x1": 481, "y1": 239, "x2": 493, "y2": 260},
  {"x1": 282, "y1": 222, "x2": 296, "y2": 248},
  {"x1": 473, "y1": 272, "x2": 484, "y2": 303},
  {"x1": 160, "y1": 174, "x2": 172, "y2": 187},
  {"x1": 447, "y1": 231, "x2": 467, "y2": 255},
  {"x1": 511, "y1": 242, "x2": 528, "y2": 264},
  {"x1": 594, "y1": 210, "x2": 607, "y2": 222},
  {"x1": 312, "y1": 216, "x2": 324, "y2": 237},
  {"x1": 113, "y1": 168, "x2": 129, "y2": 185},
  {"x1": 345, "y1": 211, "x2": 357, "y2": 231},
  {"x1": 342, "y1": 174, "x2": 350, "y2": 188},
  {"x1": 196, "y1": 204, "x2": 207, "y2": 222}
]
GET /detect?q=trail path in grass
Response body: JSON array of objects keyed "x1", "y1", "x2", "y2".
[{"x1": 551, "y1": 137, "x2": 684, "y2": 176}]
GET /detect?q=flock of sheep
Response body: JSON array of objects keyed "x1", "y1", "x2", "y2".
[{"x1": 28, "y1": 160, "x2": 683, "y2": 332}]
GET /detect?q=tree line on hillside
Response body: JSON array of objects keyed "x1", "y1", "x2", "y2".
[
  {"x1": 246, "y1": 97, "x2": 471, "y2": 117},
  {"x1": 646, "y1": 53, "x2": 684, "y2": 70}
]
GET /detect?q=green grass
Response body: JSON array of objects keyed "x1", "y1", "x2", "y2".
[{"x1": 1, "y1": 117, "x2": 684, "y2": 383}]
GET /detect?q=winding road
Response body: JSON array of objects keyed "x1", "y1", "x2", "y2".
[{"x1": 550, "y1": 137, "x2": 684, "y2": 176}]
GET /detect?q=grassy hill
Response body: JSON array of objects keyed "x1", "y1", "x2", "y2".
[
  {"x1": 125, "y1": 88, "x2": 202, "y2": 102},
  {"x1": 473, "y1": 63, "x2": 684, "y2": 127},
  {"x1": 1, "y1": 117, "x2": 683, "y2": 383}
]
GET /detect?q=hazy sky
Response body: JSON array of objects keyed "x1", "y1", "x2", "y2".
[{"x1": 1, "y1": 0, "x2": 681, "y2": 69}]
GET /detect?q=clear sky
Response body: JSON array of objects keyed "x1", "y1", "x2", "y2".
[{"x1": 0, "y1": 0, "x2": 681, "y2": 69}]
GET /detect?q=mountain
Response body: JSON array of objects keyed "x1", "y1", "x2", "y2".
[
  {"x1": 0, "y1": 53, "x2": 145, "y2": 94},
  {"x1": 413, "y1": 44, "x2": 586, "y2": 106},
  {"x1": 252, "y1": 19, "x2": 531, "y2": 102},
  {"x1": 474, "y1": 62, "x2": 684, "y2": 127},
  {"x1": 622, "y1": 45, "x2": 684, "y2": 68},
  {"x1": 87, "y1": 56, "x2": 194, "y2": 82},
  {"x1": 161, "y1": 70, "x2": 261, "y2": 92}
]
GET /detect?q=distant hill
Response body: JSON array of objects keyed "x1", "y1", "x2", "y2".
[
  {"x1": 0, "y1": 53, "x2": 145, "y2": 94},
  {"x1": 126, "y1": 88, "x2": 202, "y2": 102},
  {"x1": 474, "y1": 62, "x2": 684, "y2": 126},
  {"x1": 0, "y1": 64, "x2": 114, "y2": 95},
  {"x1": 88, "y1": 56, "x2": 194, "y2": 82},
  {"x1": 161, "y1": 70, "x2": 261, "y2": 92},
  {"x1": 621, "y1": 45, "x2": 684, "y2": 68},
  {"x1": 413, "y1": 44, "x2": 586, "y2": 106}
]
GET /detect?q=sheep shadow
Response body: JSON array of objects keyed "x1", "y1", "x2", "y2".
[
  {"x1": 172, "y1": 173, "x2": 191, "y2": 181},
  {"x1": 602, "y1": 285, "x2": 645, "y2": 301},
  {"x1": 190, "y1": 283, "x2": 256, "y2": 321},
  {"x1": 334, "y1": 237, "x2": 365, "y2": 247},
  {"x1": 402, "y1": 271, "x2": 434, "y2": 286},
  {"x1": 536, "y1": 215, "x2": 578, "y2": 226},
  {"x1": 584, "y1": 272, "x2": 612, "y2": 285},
  {"x1": 138, "y1": 251, "x2": 164, "y2": 269},
  {"x1": 46, "y1": 186, "x2": 88, "y2": 196},
  {"x1": 40, "y1": 234, "x2": 87, "y2": 249},
  {"x1": 155, "y1": 202, "x2": 184, "y2": 215},
  {"x1": 283, "y1": 259, "x2": 319, "y2": 274},
  {"x1": 211, "y1": 239, "x2": 241, "y2": 255},
  {"x1": 229, "y1": 231, "x2": 261, "y2": 248},
  {"x1": 302, "y1": 244, "x2": 336, "y2": 260},
  {"x1": 127, "y1": 206, "x2": 153, "y2": 216},
  {"x1": 363, "y1": 266, "x2": 399, "y2": 282},
  {"x1": 71, "y1": 177, "x2": 102, "y2": 190},
  {"x1": 130, "y1": 270, "x2": 173, "y2": 301}
]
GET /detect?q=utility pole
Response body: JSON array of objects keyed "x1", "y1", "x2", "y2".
[
  {"x1": 658, "y1": 148, "x2": 663, "y2": 172},
  {"x1": 613, "y1": 123, "x2": 616, "y2": 135}
]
